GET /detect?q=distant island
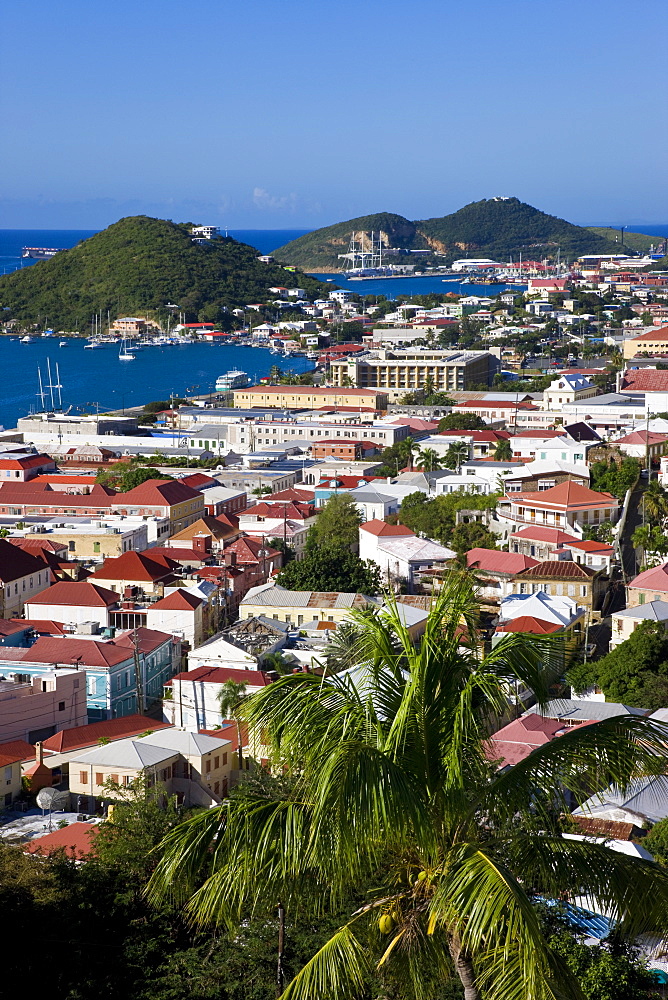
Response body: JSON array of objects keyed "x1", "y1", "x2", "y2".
[
  {"x1": 0, "y1": 216, "x2": 330, "y2": 330},
  {"x1": 273, "y1": 197, "x2": 658, "y2": 271}
]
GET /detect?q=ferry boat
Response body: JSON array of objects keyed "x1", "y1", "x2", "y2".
[
  {"x1": 215, "y1": 370, "x2": 250, "y2": 391},
  {"x1": 21, "y1": 247, "x2": 62, "y2": 260}
]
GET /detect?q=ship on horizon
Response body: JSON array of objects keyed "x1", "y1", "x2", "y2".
[{"x1": 21, "y1": 246, "x2": 63, "y2": 260}]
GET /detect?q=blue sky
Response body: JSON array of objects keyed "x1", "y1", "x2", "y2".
[{"x1": 2, "y1": 0, "x2": 667, "y2": 229}]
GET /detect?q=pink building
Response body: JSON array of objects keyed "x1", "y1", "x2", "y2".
[{"x1": 0, "y1": 668, "x2": 87, "y2": 744}]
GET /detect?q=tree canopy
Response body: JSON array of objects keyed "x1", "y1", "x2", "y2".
[
  {"x1": 567, "y1": 620, "x2": 668, "y2": 710},
  {"x1": 438, "y1": 412, "x2": 487, "y2": 431},
  {"x1": 149, "y1": 577, "x2": 668, "y2": 1000}
]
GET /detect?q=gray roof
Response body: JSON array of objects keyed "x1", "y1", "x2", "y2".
[
  {"x1": 71, "y1": 737, "x2": 178, "y2": 768},
  {"x1": 573, "y1": 775, "x2": 668, "y2": 825},
  {"x1": 139, "y1": 729, "x2": 231, "y2": 754},
  {"x1": 349, "y1": 488, "x2": 396, "y2": 503},
  {"x1": 614, "y1": 601, "x2": 668, "y2": 622},
  {"x1": 527, "y1": 699, "x2": 648, "y2": 722},
  {"x1": 241, "y1": 583, "x2": 378, "y2": 609}
]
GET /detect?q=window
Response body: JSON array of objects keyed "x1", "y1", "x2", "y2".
[
  {"x1": 68, "y1": 540, "x2": 76, "y2": 552},
  {"x1": 58, "y1": 701, "x2": 65, "y2": 711},
  {"x1": 568, "y1": 584, "x2": 575, "y2": 596},
  {"x1": 222, "y1": 752, "x2": 228, "y2": 765},
  {"x1": 95, "y1": 773, "x2": 104, "y2": 786},
  {"x1": 205, "y1": 759, "x2": 211, "y2": 773},
  {"x1": 214, "y1": 756, "x2": 219, "y2": 769},
  {"x1": 581, "y1": 585, "x2": 587, "y2": 597},
  {"x1": 122, "y1": 775, "x2": 132, "y2": 786},
  {"x1": 110, "y1": 774, "x2": 119, "y2": 784},
  {"x1": 80, "y1": 771, "x2": 88, "y2": 784},
  {"x1": 214, "y1": 781, "x2": 220, "y2": 795},
  {"x1": 5, "y1": 765, "x2": 12, "y2": 784},
  {"x1": 93, "y1": 541, "x2": 100, "y2": 553}
]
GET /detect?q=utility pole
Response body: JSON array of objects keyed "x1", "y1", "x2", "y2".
[{"x1": 133, "y1": 629, "x2": 145, "y2": 715}]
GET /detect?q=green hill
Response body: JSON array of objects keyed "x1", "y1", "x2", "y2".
[
  {"x1": 0, "y1": 216, "x2": 329, "y2": 330},
  {"x1": 586, "y1": 226, "x2": 661, "y2": 254},
  {"x1": 272, "y1": 212, "x2": 426, "y2": 271},
  {"x1": 274, "y1": 198, "x2": 631, "y2": 270}
]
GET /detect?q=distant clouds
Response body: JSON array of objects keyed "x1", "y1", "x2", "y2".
[{"x1": 252, "y1": 187, "x2": 298, "y2": 213}]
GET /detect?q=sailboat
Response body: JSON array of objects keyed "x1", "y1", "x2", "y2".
[{"x1": 118, "y1": 339, "x2": 135, "y2": 360}]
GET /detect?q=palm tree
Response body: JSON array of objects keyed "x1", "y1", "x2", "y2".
[
  {"x1": 443, "y1": 441, "x2": 470, "y2": 472},
  {"x1": 493, "y1": 438, "x2": 513, "y2": 461},
  {"x1": 217, "y1": 679, "x2": 248, "y2": 769},
  {"x1": 149, "y1": 577, "x2": 668, "y2": 1000},
  {"x1": 643, "y1": 480, "x2": 668, "y2": 528},
  {"x1": 398, "y1": 435, "x2": 419, "y2": 471},
  {"x1": 415, "y1": 447, "x2": 443, "y2": 472}
]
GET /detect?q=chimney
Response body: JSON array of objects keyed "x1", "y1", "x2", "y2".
[
  {"x1": 35, "y1": 741, "x2": 44, "y2": 765},
  {"x1": 224, "y1": 550, "x2": 237, "y2": 568},
  {"x1": 192, "y1": 533, "x2": 211, "y2": 556}
]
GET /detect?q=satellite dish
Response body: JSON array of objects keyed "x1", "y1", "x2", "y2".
[{"x1": 36, "y1": 787, "x2": 69, "y2": 812}]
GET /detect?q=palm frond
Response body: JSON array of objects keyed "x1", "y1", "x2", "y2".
[{"x1": 280, "y1": 924, "x2": 373, "y2": 1000}]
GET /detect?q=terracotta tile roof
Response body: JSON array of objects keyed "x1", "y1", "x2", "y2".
[
  {"x1": 566, "y1": 540, "x2": 614, "y2": 553},
  {"x1": 117, "y1": 479, "x2": 202, "y2": 505},
  {"x1": 25, "y1": 636, "x2": 134, "y2": 668},
  {"x1": 568, "y1": 816, "x2": 639, "y2": 840},
  {"x1": 629, "y1": 325, "x2": 668, "y2": 342},
  {"x1": 88, "y1": 550, "x2": 181, "y2": 583},
  {"x1": 0, "y1": 618, "x2": 30, "y2": 638},
  {"x1": 466, "y1": 548, "x2": 539, "y2": 574},
  {"x1": 26, "y1": 822, "x2": 99, "y2": 859},
  {"x1": 495, "y1": 616, "x2": 563, "y2": 634},
  {"x1": 168, "y1": 516, "x2": 238, "y2": 543},
  {"x1": 27, "y1": 580, "x2": 119, "y2": 608},
  {"x1": 269, "y1": 488, "x2": 315, "y2": 502},
  {"x1": 150, "y1": 589, "x2": 204, "y2": 611},
  {"x1": 113, "y1": 627, "x2": 174, "y2": 654},
  {"x1": 15, "y1": 618, "x2": 67, "y2": 635},
  {"x1": 0, "y1": 739, "x2": 37, "y2": 765},
  {"x1": 8, "y1": 537, "x2": 67, "y2": 555},
  {"x1": 361, "y1": 519, "x2": 415, "y2": 537},
  {"x1": 620, "y1": 370, "x2": 668, "y2": 393},
  {"x1": 42, "y1": 714, "x2": 171, "y2": 753},
  {"x1": 515, "y1": 560, "x2": 596, "y2": 580},
  {"x1": 616, "y1": 430, "x2": 668, "y2": 445},
  {"x1": 0, "y1": 538, "x2": 52, "y2": 584},
  {"x1": 179, "y1": 473, "x2": 219, "y2": 490},
  {"x1": 507, "y1": 480, "x2": 617, "y2": 509}
]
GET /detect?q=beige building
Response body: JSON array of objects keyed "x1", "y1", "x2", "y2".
[
  {"x1": 542, "y1": 374, "x2": 599, "y2": 409},
  {"x1": 0, "y1": 539, "x2": 53, "y2": 617},
  {"x1": 623, "y1": 326, "x2": 668, "y2": 359},
  {"x1": 239, "y1": 583, "x2": 378, "y2": 626},
  {"x1": 37, "y1": 522, "x2": 150, "y2": 562},
  {"x1": 112, "y1": 479, "x2": 205, "y2": 533},
  {"x1": 232, "y1": 386, "x2": 388, "y2": 410},
  {"x1": 609, "y1": 600, "x2": 668, "y2": 649},
  {"x1": 329, "y1": 349, "x2": 498, "y2": 402},
  {"x1": 0, "y1": 740, "x2": 34, "y2": 808},
  {"x1": 68, "y1": 729, "x2": 233, "y2": 806}
]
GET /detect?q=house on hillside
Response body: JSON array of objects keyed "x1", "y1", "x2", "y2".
[
  {"x1": 466, "y1": 549, "x2": 539, "y2": 606},
  {"x1": 497, "y1": 481, "x2": 619, "y2": 539},
  {"x1": 627, "y1": 563, "x2": 668, "y2": 608},
  {"x1": 512, "y1": 559, "x2": 606, "y2": 613}
]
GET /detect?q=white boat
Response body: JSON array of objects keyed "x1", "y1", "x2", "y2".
[
  {"x1": 118, "y1": 339, "x2": 135, "y2": 361},
  {"x1": 59, "y1": 340, "x2": 68, "y2": 347},
  {"x1": 84, "y1": 340, "x2": 105, "y2": 349},
  {"x1": 215, "y1": 369, "x2": 250, "y2": 391},
  {"x1": 20, "y1": 335, "x2": 35, "y2": 343}
]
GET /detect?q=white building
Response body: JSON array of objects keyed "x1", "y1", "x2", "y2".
[
  {"x1": 542, "y1": 374, "x2": 599, "y2": 410},
  {"x1": 609, "y1": 600, "x2": 668, "y2": 649}
]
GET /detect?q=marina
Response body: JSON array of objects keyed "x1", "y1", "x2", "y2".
[{"x1": 0, "y1": 338, "x2": 315, "y2": 432}]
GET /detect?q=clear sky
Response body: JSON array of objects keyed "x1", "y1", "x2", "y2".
[{"x1": 2, "y1": 0, "x2": 667, "y2": 230}]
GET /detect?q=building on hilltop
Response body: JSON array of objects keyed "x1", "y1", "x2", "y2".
[{"x1": 329, "y1": 348, "x2": 499, "y2": 402}]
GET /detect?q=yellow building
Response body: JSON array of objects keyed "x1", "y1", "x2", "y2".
[
  {"x1": 232, "y1": 385, "x2": 388, "y2": 410},
  {"x1": 0, "y1": 740, "x2": 33, "y2": 808},
  {"x1": 623, "y1": 326, "x2": 668, "y2": 359},
  {"x1": 239, "y1": 583, "x2": 378, "y2": 626},
  {"x1": 69, "y1": 730, "x2": 232, "y2": 806},
  {"x1": 329, "y1": 349, "x2": 498, "y2": 402},
  {"x1": 112, "y1": 479, "x2": 204, "y2": 533}
]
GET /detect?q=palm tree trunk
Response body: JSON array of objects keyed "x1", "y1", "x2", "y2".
[
  {"x1": 449, "y1": 939, "x2": 481, "y2": 1000},
  {"x1": 236, "y1": 720, "x2": 243, "y2": 770}
]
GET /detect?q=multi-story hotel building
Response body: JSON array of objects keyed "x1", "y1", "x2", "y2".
[{"x1": 328, "y1": 349, "x2": 499, "y2": 401}]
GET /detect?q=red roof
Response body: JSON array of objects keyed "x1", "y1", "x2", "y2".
[
  {"x1": 242, "y1": 501, "x2": 315, "y2": 520},
  {"x1": 0, "y1": 618, "x2": 30, "y2": 638},
  {"x1": 629, "y1": 562, "x2": 668, "y2": 592},
  {"x1": 26, "y1": 822, "x2": 99, "y2": 859},
  {"x1": 516, "y1": 560, "x2": 596, "y2": 580},
  {"x1": 27, "y1": 580, "x2": 119, "y2": 608},
  {"x1": 629, "y1": 325, "x2": 668, "y2": 343},
  {"x1": 24, "y1": 636, "x2": 135, "y2": 668},
  {"x1": 118, "y1": 479, "x2": 202, "y2": 506},
  {"x1": 151, "y1": 589, "x2": 204, "y2": 611},
  {"x1": 8, "y1": 537, "x2": 67, "y2": 555},
  {"x1": 172, "y1": 665, "x2": 271, "y2": 686},
  {"x1": 42, "y1": 714, "x2": 171, "y2": 753},
  {"x1": 616, "y1": 430, "x2": 668, "y2": 445},
  {"x1": 495, "y1": 616, "x2": 563, "y2": 635},
  {"x1": 0, "y1": 739, "x2": 37, "y2": 765},
  {"x1": 456, "y1": 400, "x2": 538, "y2": 410},
  {"x1": 0, "y1": 455, "x2": 54, "y2": 470},
  {"x1": 179, "y1": 473, "x2": 219, "y2": 490},
  {"x1": 619, "y1": 370, "x2": 668, "y2": 393},
  {"x1": 0, "y1": 538, "x2": 52, "y2": 584},
  {"x1": 268, "y1": 488, "x2": 315, "y2": 502},
  {"x1": 89, "y1": 550, "x2": 182, "y2": 583},
  {"x1": 512, "y1": 429, "x2": 564, "y2": 439},
  {"x1": 14, "y1": 618, "x2": 67, "y2": 635},
  {"x1": 360, "y1": 519, "x2": 415, "y2": 537},
  {"x1": 486, "y1": 714, "x2": 571, "y2": 766},
  {"x1": 566, "y1": 540, "x2": 614, "y2": 553},
  {"x1": 466, "y1": 548, "x2": 539, "y2": 574},
  {"x1": 507, "y1": 480, "x2": 617, "y2": 510},
  {"x1": 240, "y1": 386, "x2": 383, "y2": 398},
  {"x1": 510, "y1": 526, "x2": 579, "y2": 544}
]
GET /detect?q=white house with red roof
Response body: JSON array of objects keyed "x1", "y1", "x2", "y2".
[
  {"x1": 562, "y1": 539, "x2": 615, "y2": 572},
  {"x1": 0, "y1": 452, "x2": 56, "y2": 482},
  {"x1": 87, "y1": 550, "x2": 184, "y2": 599},
  {"x1": 497, "y1": 480, "x2": 619, "y2": 538},
  {"x1": 111, "y1": 479, "x2": 205, "y2": 531},
  {"x1": 359, "y1": 520, "x2": 455, "y2": 591},
  {"x1": 145, "y1": 589, "x2": 205, "y2": 648},
  {"x1": 165, "y1": 664, "x2": 272, "y2": 731},
  {"x1": 614, "y1": 429, "x2": 668, "y2": 461},
  {"x1": 25, "y1": 580, "x2": 120, "y2": 629},
  {"x1": 509, "y1": 525, "x2": 580, "y2": 561}
]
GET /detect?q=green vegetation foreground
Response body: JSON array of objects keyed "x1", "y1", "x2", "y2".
[{"x1": 150, "y1": 576, "x2": 668, "y2": 1000}]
